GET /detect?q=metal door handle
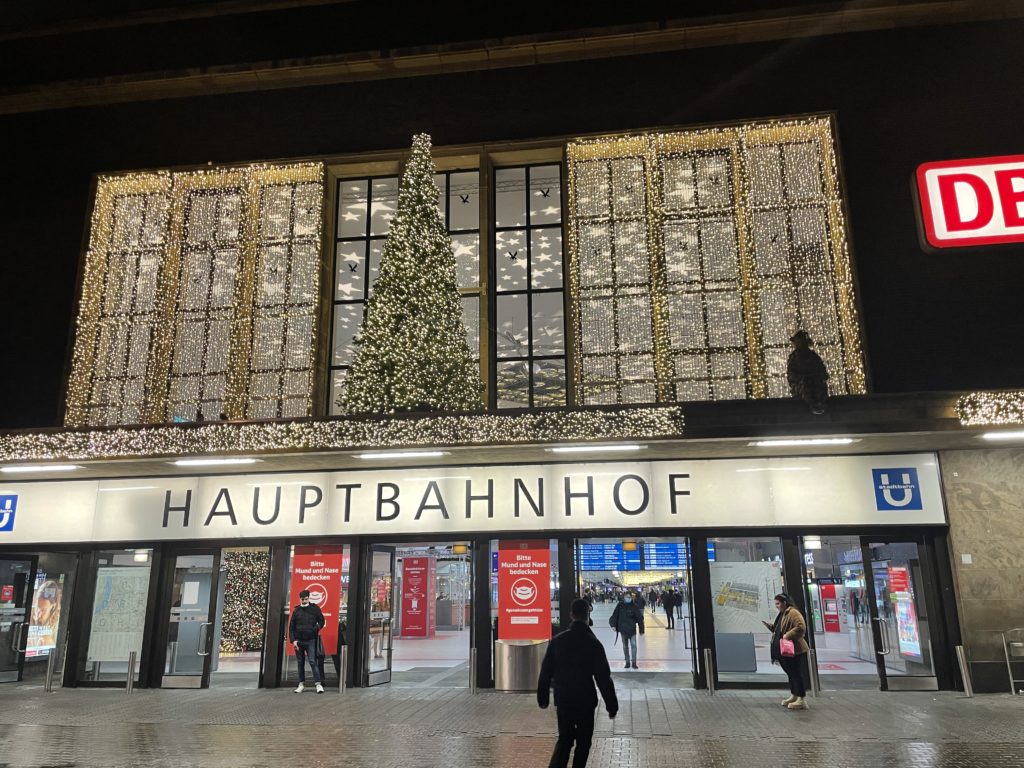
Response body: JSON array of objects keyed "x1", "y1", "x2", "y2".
[
  {"x1": 197, "y1": 622, "x2": 213, "y2": 656},
  {"x1": 876, "y1": 617, "x2": 891, "y2": 655},
  {"x1": 9, "y1": 622, "x2": 28, "y2": 653}
]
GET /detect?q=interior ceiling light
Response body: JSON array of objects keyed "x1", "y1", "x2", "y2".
[
  {"x1": 0, "y1": 464, "x2": 81, "y2": 473},
  {"x1": 545, "y1": 444, "x2": 644, "y2": 454},
  {"x1": 357, "y1": 450, "x2": 450, "y2": 460},
  {"x1": 170, "y1": 458, "x2": 262, "y2": 467},
  {"x1": 748, "y1": 438, "x2": 858, "y2": 447},
  {"x1": 980, "y1": 430, "x2": 1024, "y2": 441}
]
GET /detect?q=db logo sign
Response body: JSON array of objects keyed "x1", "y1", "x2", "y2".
[
  {"x1": 510, "y1": 578, "x2": 538, "y2": 607},
  {"x1": 916, "y1": 154, "x2": 1024, "y2": 248}
]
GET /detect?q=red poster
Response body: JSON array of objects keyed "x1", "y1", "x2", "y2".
[
  {"x1": 400, "y1": 556, "x2": 436, "y2": 638},
  {"x1": 1, "y1": 585, "x2": 12, "y2": 602},
  {"x1": 498, "y1": 540, "x2": 551, "y2": 641},
  {"x1": 888, "y1": 566, "x2": 910, "y2": 594},
  {"x1": 286, "y1": 547, "x2": 344, "y2": 656}
]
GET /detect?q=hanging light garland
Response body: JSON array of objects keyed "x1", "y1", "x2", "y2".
[
  {"x1": 957, "y1": 391, "x2": 1024, "y2": 426},
  {"x1": 0, "y1": 406, "x2": 685, "y2": 463}
]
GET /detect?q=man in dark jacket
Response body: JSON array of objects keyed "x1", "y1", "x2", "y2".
[
  {"x1": 538, "y1": 598, "x2": 618, "y2": 768},
  {"x1": 609, "y1": 591, "x2": 645, "y2": 669},
  {"x1": 289, "y1": 589, "x2": 326, "y2": 693},
  {"x1": 663, "y1": 588, "x2": 676, "y2": 629}
]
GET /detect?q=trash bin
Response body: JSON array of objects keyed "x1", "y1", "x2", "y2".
[{"x1": 494, "y1": 638, "x2": 548, "y2": 692}]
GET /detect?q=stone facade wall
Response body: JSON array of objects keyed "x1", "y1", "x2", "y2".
[{"x1": 940, "y1": 448, "x2": 1024, "y2": 693}]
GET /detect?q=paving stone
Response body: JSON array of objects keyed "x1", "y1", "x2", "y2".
[{"x1": 0, "y1": 685, "x2": 1023, "y2": 767}]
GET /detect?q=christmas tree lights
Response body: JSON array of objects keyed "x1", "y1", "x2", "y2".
[
  {"x1": 220, "y1": 549, "x2": 271, "y2": 653},
  {"x1": 341, "y1": 134, "x2": 482, "y2": 415}
]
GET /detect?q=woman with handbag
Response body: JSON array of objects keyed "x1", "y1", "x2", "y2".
[{"x1": 763, "y1": 593, "x2": 810, "y2": 710}]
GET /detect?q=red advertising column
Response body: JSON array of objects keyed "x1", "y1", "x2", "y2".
[
  {"x1": 400, "y1": 556, "x2": 436, "y2": 638},
  {"x1": 286, "y1": 547, "x2": 344, "y2": 656},
  {"x1": 497, "y1": 540, "x2": 552, "y2": 641}
]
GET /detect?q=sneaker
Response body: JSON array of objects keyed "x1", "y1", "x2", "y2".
[
  {"x1": 782, "y1": 695, "x2": 797, "y2": 707},
  {"x1": 631, "y1": 662, "x2": 638, "y2": 669},
  {"x1": 293, "y1": 683, "x2": 305, "y2": 693},
  {"x1": 315, "y1": 683, "x2": 324, "y2": 694},
  {"x1": 787, "y1": 697, "x2": 808, "y2": 710}
]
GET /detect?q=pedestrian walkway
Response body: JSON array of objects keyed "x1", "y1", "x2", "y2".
[{"x1": 1, "y1": 684, "x2": 1023, "y2": 767}]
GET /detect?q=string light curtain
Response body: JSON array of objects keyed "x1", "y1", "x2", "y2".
[
  {"x1": 66, "y1": 163, "x2": 324, "y2": 427},
  {"x1": 566, "y1": 116, "x2": 866, "y2": 405}
]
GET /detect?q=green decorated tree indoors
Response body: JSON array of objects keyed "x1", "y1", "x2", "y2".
[{"x1": 341, "y1": 133, "x2": 482, "y2": 415}]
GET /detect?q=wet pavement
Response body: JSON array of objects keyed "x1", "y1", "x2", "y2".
[{"x1": 1, "y1": 683, "x2": 1023, "y2": 767}]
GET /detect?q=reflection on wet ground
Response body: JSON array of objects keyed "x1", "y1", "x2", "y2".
[{"x1": 1, "y1": 685, "x2": 1023, "y2": 767}]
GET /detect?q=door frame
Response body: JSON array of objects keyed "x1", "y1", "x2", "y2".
[
  {"x1": 859, "y1": 536, "x2": 940, "y2": 692},
  {"x1": 153, "y1": 546, "x2": 223, "y2": 689},
  {"x1": 360, "y1": 544, "x2": 396, "y2": 687},
  {"x1": 0, "y1": 553, "x2": 39, "y2": 683}
]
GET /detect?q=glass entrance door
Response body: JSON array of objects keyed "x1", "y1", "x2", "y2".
[
  {"x1": 364, "y1": 546, "x2": 395, "y2": 686},
  {"x1": 0, "y1": 556, "x2": 37, "y2": 683},
  {"x1": 863, "y1": 540, "x2": 937, "y2": 691},
  {"x1": 800, "y1": 536, "x2": 937, "y2": 691},
  {"x1": 162, "y1": 551, "x2": 221, "y2": 688}
]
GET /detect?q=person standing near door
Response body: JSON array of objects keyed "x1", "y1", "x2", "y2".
[
  {"x1": 538, "y1": 598, "x2": 618, "y2": 768},
  {"x1": 609, "y1": 591, "x2": 645, "y2": 669},
  {"x1": 289, "y1": 589, "x2": 325, "y2": 694},
  {"x1": 663, "y1": 588, "x2": 676, "y2": 629},
  {"x1": 765, "y1": 593, "x2": 810, "y2": 710}
]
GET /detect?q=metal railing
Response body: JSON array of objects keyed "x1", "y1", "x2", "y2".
[
  {"x1": 339, "y1": 646, "x2": 347, "y2": 694},
  {"x1": 44, "y1": 645, "x2": 62, "y2": 693},
  {"x1": 469, "y1": 647, "x2": 477, "y2": 694},
  {"x1": 955, "y1": 645, "x2": 974, "y2": 698},
  {"x1": 807, "y1": 648, "x2": 821, "y2": 698},
  {"x1": 703, "y1": 647, "x2": 715, "y2": 696},
  {"x1": 125, "y1": 651, "x2": 137, "y2": 694},
  {"x1": 1001, "y1": 629, "x2": 1024, "y2": 695}
]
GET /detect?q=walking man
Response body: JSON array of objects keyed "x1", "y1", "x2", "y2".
[
  {"x1": 664, "y1": 588, "x2": 676, "y2": 629},
  {"x1": 609, "y1": 591, "x2": 645, "y2": 669},
  {"x1": 289, "y1": 589, "x2": 326, "y2": 693},
  {"x1": 538, "y1": 598, "x2": 618, "y2": 768}
]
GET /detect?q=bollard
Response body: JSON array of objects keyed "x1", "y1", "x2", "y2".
[
  {"x1": 703, "y1": 648, "x2": 715, "y2": 696},
  {"x1": 44, "y1": 649, "x2": 59, "y2": 693},
  {"x1": 339, "y1": 646, "x2": 347, "y2": 695},
  {"x1": 469, "y1": 647, "x2": 477, "y2": 694},
  {"x1": 125, "y1": 651, "x2": 136, "y2": 694},
  {"x1": 808, "y1": 648, "x2": 821, "y2": 698},
  {"x1": 955, "y1": 645, "x2": 974, "y2": 698}
]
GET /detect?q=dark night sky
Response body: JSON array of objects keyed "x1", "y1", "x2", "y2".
[{"x1": 2, "y1": 12, "x2": 1023, "y2": 429}]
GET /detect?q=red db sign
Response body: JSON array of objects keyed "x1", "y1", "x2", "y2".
[{"x1": 917, "y1": 154, "x2": 1024, "y2": 248}]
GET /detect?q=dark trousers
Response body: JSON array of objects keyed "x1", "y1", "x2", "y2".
[
  {"x1": 665, "y1": 607, "x2": 675, "y2": 629},
  {"x1": 779, "y1": 654, "x2": 806, "y2": 697},
  {"x1": 295, "y1": 638, "x2": 322, "y2": 683},
  {"x1": 549, "y1": 706, "x2": 596, "y2": 768}
]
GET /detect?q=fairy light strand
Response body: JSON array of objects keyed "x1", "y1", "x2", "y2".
[{"x1": 0, "y1": 406, "x2": 684, "y2": 463}]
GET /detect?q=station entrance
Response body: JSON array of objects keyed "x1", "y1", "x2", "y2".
[
  {"x1": 576, "y1": 537, "x2": 696, "y2": 688},
  {"x1": 361, "y1": 541, "x2": 472, "y2": 688}
]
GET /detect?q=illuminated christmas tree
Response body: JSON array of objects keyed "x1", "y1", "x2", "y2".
[{"x1": 342, "y1": 134, "x2": 482, "y2": 414}]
